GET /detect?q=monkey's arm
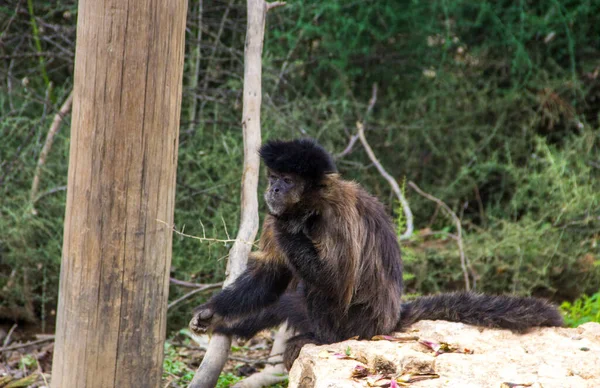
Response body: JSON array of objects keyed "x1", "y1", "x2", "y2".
[
  {"x1": 210, "y1": 260, "x2": 292, "y2": 317},
  {"x1": 275, "y1": 228, "x2": 341, "y2": 296},
  {"x1": 190, "y1": 217, "x2": 291, "y2": 334},
  {"x1": 190, "y1": 259, "x2": 292, "y2": 334},
  {"x1": 214, "y1": 292, "x2": 310, "y2": 339}
]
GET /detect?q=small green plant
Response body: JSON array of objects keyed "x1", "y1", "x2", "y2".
[
  {"x1": 163, "y1": 342, "x2": 195, "y2": 385},
  {"x1": 230, "y1": 345, "x2": 249, "y2": 353},
  {"x1": 561, "y1": 292, "x2": 600, "y2": 327},
  {"x1": 267, "y1": 379, "x2": 289, "y2": 388},
  {"x1": 216, "y1": 373, "x2": 243, "y2": 388},
  {"x1": 19, "y1": 355, "x2": 37, "y2": 370}
]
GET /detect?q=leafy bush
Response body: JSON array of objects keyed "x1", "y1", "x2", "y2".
[{"x1": 561, "y1": 292, "x2": 600, "y2": 327}]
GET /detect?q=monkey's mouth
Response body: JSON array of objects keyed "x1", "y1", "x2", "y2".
[{"x1": 264, "y1": 192, "x2": 285, "y2": 216}]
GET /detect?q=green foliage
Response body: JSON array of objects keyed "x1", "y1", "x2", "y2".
[
  {"x1": 561, "y1": 292, "x2": 600, "y2": 327},
  {"x1": 19, "y1": 355, "x2": 37, "y2": 371},
  {"x1": 163, "y1": 342, "x2": 195, "y2": 386},
  {"x1": 216, "y1": 373, "x2": 243, "y2": 388},
  {"x1": 1, "y1": 0, "x2": 600, "y2": 334}
]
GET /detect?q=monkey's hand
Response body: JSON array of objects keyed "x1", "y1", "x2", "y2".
[{"x1": 189, "y1": 303, "x2": 219, "y2": 335}]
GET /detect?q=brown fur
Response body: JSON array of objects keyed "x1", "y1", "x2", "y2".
[
  {"x1": 250, "y1": 216, "x2": 286, "y2": 265},
  {"x1": 261, "y1": 173, "x2": 404, "y2": 337}
]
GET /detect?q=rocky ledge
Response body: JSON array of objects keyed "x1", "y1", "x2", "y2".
[{"x1": 288, "y1": 320, "x2": 600, "y2": 388}]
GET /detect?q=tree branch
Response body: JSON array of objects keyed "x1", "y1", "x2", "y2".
[
  {"x1": 355, "y1": 85, "x2": 413, "y2": 240},
  {"x1": 170, "y1": 278, "x2": 220, "y2": 289},
  {"x1": 407, "y1": 181, "x2": 472, "y2": 291},
  {"x1": 266, "y1": 1, "x2": 286, "y2": 11},
  {"x1": 336, "y1": 84, "x2": 378, "y2": 159},
  {"x1": 30, "y1": 91, "x2": 73, "y2": 214},
  {"x1": 168, "y1": 283, "x2": 223, "y2": 310},
  {"x1": 0, "y1": 337, "x2": 54, "y2": 353}
]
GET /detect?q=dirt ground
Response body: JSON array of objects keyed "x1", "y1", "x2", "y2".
[{"x1": 0, "y1": 324, "x2": 280, "y2": 388}]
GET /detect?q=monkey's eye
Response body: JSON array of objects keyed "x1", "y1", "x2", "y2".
[{"x1": 283, "y1": 177, "x2": 292, "y2": 184}]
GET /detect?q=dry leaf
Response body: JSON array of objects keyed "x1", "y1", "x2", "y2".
[{"x1": 371, "y1": 335, "x2": 419, "y2": 342}]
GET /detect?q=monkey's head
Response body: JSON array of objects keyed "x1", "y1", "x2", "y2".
[{"x1": 259, "y1": 138, "x2": 337, "y2": 216}]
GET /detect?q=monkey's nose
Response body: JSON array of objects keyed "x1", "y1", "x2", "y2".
[{"x1": 273, "y1": 188, "x2": 280, "y2": 193}]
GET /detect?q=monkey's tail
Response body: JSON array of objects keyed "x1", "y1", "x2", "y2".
[{"x1": 397, "y1": 291, "x2": 564, "y2": 332}]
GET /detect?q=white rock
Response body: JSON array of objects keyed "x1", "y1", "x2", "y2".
[{"x1": 288, "y1": 320, "x2": 600, "y2": 388}]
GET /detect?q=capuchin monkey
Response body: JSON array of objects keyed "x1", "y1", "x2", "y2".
[{"x1": 190, "y1": 138, "x2": 563, "y2": 370}]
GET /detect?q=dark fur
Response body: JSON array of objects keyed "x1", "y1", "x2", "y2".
[
  {"x1": 191, "y1": 138, "x2": 563, "y2": 370},
  {"x1": 259, "y1": 138, "x2": 337, "y2": 184},
  {"x1": 399, "y1": 291, "x2": 564, "y2": 332}
]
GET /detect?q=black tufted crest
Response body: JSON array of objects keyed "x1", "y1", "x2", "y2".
[{"x1": 259, "y1": 138, "x2": 337, "y2": 182}]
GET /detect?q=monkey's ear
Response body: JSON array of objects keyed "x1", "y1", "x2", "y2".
[{"x1": 259, "y1": 138, "x2": 337, "y2": 183}]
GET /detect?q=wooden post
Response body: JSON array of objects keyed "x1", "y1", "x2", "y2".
[{"x1": 51, "y1": 0, "x2": 188, "y2": 387}]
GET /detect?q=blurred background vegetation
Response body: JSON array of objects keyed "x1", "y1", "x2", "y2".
[{"x1": 1, "y1": 0, "x2": 599, "y2": 335}]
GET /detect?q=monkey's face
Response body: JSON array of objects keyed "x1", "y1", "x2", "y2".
[{"x1": 264, "y1": 170, "x2": 305, "y2": 216}]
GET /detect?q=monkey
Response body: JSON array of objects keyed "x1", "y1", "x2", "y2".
[{"x1": 190, "y1": 138, "x2": 564, "y2": 370}]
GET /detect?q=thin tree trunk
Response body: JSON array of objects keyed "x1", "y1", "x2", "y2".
[
  {"x1": 188, "y1": 0, "x2": 278, "y2": 386},
  {"x1": 51, "y1": 0, "x2": 188, "y2": 386}
]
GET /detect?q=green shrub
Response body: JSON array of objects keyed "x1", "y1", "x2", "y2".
[{"x1": 561, "y1": 292, "x2": 600, "y2": 327}]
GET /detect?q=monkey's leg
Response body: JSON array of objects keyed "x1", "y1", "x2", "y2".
[
  {"x1": 283, "y1": 333, "x2": 320, "y2": 370},
  {"x1": 216, "y1": 292, "x2": 311, "y2": 339}
]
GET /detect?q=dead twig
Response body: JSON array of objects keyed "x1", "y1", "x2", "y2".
[
  {"x1": 170, "y1": 278, "x2": 218, "y2": 289},
  {"x1": 30, "y1": 91, "x2": 73, "y2": 214},
  {"x1": 170, "y1": 342, "x2": 282, "y2": 366},
  {"x1": 2, "y1": 324, "x2": 17, "y2": 348},
  {"x1": 266, "y1": 1, "x2": 286, "y2": 11},
  {"x1": 407, "y1": 181, "x2": 472, "y2": 291},
  {"x1": 167, "y1": 283, "x2": 223, "y2": 310},
  {"x1": 336, "y1": 84, "x2": 378, "y2": 159},
  {"x1": 336, "y1": 134, "x2": 359, "y2": 159},
  {"x1": 227, "y1": 354, "x2": 280, "y2": 366},
  {"x1": 355, "y1": 85, "x2": 413, "y2": 240},
  {"x1": 156, "y1": 219, "x2": 257, "y2": 248},
  {"x1": 0, "y1": 337, "x2": 54, "y2": 353},
  {"x1": 34, "y1": 185, "x2": 67, "y2": 202}
]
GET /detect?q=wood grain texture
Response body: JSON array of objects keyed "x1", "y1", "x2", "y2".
[{"x1": 51, "y1": 0, "x2": 188, "y2": 387}]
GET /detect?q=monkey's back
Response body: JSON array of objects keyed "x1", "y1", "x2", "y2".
[{"x1": 311, "y1": 178, "x2": 404, "y2": 340}]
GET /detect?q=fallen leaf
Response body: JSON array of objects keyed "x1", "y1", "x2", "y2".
[
  {"x1": 371, "y1": 335, "x2": 419, "y2": 342},
  {"x1": 5, "y1": 374, "x2": 39, "y2": 388},
  {"x1": 397, "y1": 373, "x2": 440, "y2": 383},
  {"x1": 351, "y1": 364, "x2": 370, "y2": 378}
]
